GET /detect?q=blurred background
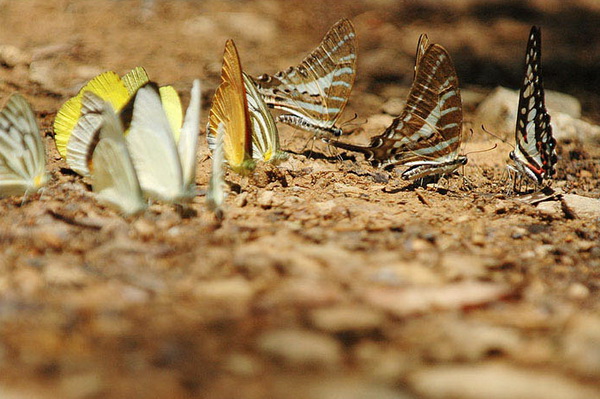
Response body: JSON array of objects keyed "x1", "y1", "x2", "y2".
[{"x1": 0, "y1": 0, "x2": 599, "y2": 118}]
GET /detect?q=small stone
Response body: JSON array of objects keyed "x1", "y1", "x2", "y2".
[
  {"x1": 382, "y1": 97, "x2": 405, "y2": 115},
  {"x1": 235, "y1": 191, "x2": 248, "y2": 207},
  {"x1": 0, "y1": 44, "x2": 31, "y2": 67},
  {"x1": 257, "y1": 329, "x2": 342, "y2": 369},
  {"x1": 310, "y1": 306, "x2": 384, "y2": 333},
  {"x1": 568, "y1": 283, "x2": 590, "y2": 300},
  {"x1": 257, "y1": 190, "x2": 283, "y2": 209},
  {"x1": 562, "y1": 194, "x2": 600, "y2": 220}
]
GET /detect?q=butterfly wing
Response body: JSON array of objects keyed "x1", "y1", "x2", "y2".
[
  {"x1": 159, "y1": 85, "x2": 184, "y2": 142},
  {"x1": 0, "y1": 94, "x2": 47, "y2": 196},
  {"x1": 92, "y1": 101, "x2": 146, "y2": 215},
  {"x1": 54, "y1": 71, "x2": 130, "y2": 158},
  {"x1": 177, "y1": 79, "x2": 201, "y2": 194},
  {"x1": 327, "y1": 41, "x2": 463, "y2": 168},
  {"x1": 510, "y1": 26, "x2": 557, "y2": 184},
  {"x1": 122, "y1": 66, "x2": 150, "y2": 95},
  {"x1": 66, "y1": 91, "x2": 107, "y2": 176},
  {"x1": 243, "y1": 72, "x2": 288, "y2": 164},
  {"x1": 206, "y1": 123, "x2": 227, "y2": 219},
  {"x1": 254, "y1": 18, "x2": 357, "y2": 134},
  {"x1": 126, "y1": 82, "x2": 185, "y2": 202},
  {"x1": 207, "y1": 40, "x2": 254, "y2": 174}
]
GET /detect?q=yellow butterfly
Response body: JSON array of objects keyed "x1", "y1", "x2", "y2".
[
  {"x1": 0, "y1": 94, "x2": 48, "y2": 197},
  {"x1": 54, "y1": 67, "x2": 184, "y2": 176},
  {"x1": 207, "y1": 40, "x2": 287, "y2": 175}
]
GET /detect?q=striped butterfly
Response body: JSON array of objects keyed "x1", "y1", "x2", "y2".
[
  {"x1": 326, "y1": 34, "x2": 466, "y2": 180},
  {"x1": 0, "y1": 94, "x2": 48, "y2": 196},
  {"x1": 252, "y1": 18, "x2": 357, "y2": 137},
  {"x1": 508, "y1": 26, "x2": 557, "y2": 186},
  {"x1": 54, "y1": 67, "x2": 184, "y2": 176},
  {"x1": 207, "y1": 40, "x2": 287, "y2": 175},
  {"x1": 88, "y1": 93, "x2": 147, "y2": 215}
]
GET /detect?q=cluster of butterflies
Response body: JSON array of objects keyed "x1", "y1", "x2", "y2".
[{"x1": 0, "y1": 19, "x2": 557, "y2": 217}]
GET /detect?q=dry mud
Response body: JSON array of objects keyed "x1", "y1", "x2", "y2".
[{"x1": 0, "y1": 1, "x2": 599, "y2": 398}]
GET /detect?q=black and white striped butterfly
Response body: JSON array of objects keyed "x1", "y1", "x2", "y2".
[
  {"x1": 326, "y1": 34, "x2": 466, "y2": 181},
  {"x1": 508, "y1": 26, "x2": 557, "y2": 186},
  {"x1": 0, "y1": 94, "x2": 48, "y2": 196},
  {"x1": 252, "y1": 19, "x2": 357, "y2": 137}
]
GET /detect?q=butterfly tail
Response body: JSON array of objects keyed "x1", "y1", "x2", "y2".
[{"x1": 323, "y1": 137, "x2": 375, "y2": 158}]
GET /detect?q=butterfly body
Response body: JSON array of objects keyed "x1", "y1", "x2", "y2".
[
  {"x1": 0, "y1": 94, "x2": 48, "y2": 197},
  {"x1": 508, "y1": 26, "x2": 557, "y2": 186},
  {"x1": 327, "y1": 35, "x2": 465, "y2": 181},
  {"x1": 253, "y1": 18, "x2": 356, "y2": 137}
]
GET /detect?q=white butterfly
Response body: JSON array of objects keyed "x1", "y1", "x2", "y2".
[
  {"x1": 126, "y1": 80, "x2": 201, "y2": 202},
  {"x1": 88, "y1": 93, "x2": 147, "y2": 215},
  {"x1": 0, "y1": 94, "x2": 48, "y2": 197},
  {"x1": 206, "y1": 123, "x2": 227, "y2": 219}
]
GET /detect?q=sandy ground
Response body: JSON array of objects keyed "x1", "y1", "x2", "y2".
[{"x1": 0, "y1": 1, "x2": 599, "y2": 398}]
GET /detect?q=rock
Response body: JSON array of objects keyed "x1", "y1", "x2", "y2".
[
  {"x1": 537, "y1": 200, "x2": 563, "y2": 218},
  {"x1": 475, "y1": 86, "x2": 597, "y2": 141},
  {"x1": 310, "y1": 306, "x2": 385, "y2": 333},
  {"x1": 563, "y1": 314, "x2": 600, "y2": 377},
  {"x1": 257, "y1": 329, "x2": 342, "y2": 369},
  {"x1": 258, "y1": 190, "x2": 283, "y2": 209},
  {"x1": 562, "y1": 194, "x2": 600, "y2": 220},
  {"x1": 409, "y1": 363, "x2": 600, "y2": 399},
  {"x1": 0, "y1": 44, "x2": 31, "y2": 67},
  {"x1": 364, "y1": 282, "x2": 509, "y2": 317},
  {"x1": 382, "y1": 97, "x2": 405, "y2": 115},
  {"x1": 193, "y1": 277, "x2": 255, "y2": 316},
  {"x1": 552, "y1": 112, "x2": 600, "y2": 142},
  {"x1": 363, "y1": 114, "x2": 395, "y2": 135}
]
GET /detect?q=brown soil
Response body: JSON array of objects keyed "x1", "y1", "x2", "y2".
[{"x1": 0, "y1": 1, "x2": 599, "y2": 398}]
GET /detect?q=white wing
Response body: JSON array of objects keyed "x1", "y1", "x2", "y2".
[
  {"x1": 0, "y1": 94, "x2": 47, "y2": 196},
  {"x1": 177, "y1": 79, "x2": 201, "y2": 195},
  {"x1": 91, "y1": 98, "x2": 146, "y2": 215},
  {"x1": 126, "y1": 83, "x2": 185, "y2": 202},
  {"x1": 66, "y1": 91, "x2": 105, "y2": 176},
  {"x1": 206, "y1": 123, "x2": 227, "y2": 218}
]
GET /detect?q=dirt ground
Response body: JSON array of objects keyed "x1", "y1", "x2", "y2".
[{"x1": 0, "y1": 1, "x2": 599, "y2": 398}]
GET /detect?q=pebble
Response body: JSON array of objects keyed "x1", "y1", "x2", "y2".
[
  {"x1": 0, "y1": 44, "x2": 31, "y2": 67},
  {"x1": 409, "y1": 363, "x2": 600, "y2": 399},
  {"x1": 257, "y1": 329, "x2": 342, "y2": 369},
  {"x1": 258, "y1": 190, "x2": 283, "y2": 209},
  {"x1": 561, "y1": 194, "x2": 600, "y2": 220},
  {"x1": 563, "y1": 314, "x2": 600, "y2": 377},
  {"x1": 310, "y1": 306, "x2": 384, "y2": 333},
  {"x1": 381, "y1": 97, "x2": 405, "y2": 115}
]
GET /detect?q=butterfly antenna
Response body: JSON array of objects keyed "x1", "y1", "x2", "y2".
[
  {"x1": 481, "y1": 125, "x2": 515, "y2": 150},
  {"x1": 463, "y1": 143, "x2": 498, "y2": 157}
]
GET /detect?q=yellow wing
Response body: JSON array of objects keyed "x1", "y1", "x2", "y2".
[
  {"x1": 54, "y1": 71, "x2": 130, "y2": 158},
  {"x1": 207, "y1": 40, "x2": 254, "y2": 174},
  {"x1": 122, "y1": 66, "x2": 150, "y2": 95},
  {"x1": 159, "y1": 85, "x2": 183, "y2": 142}
]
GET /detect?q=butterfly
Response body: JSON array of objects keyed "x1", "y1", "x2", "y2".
[
  {"x1": 0, "y1": 94, "x2": 48, "y2": 197},
  {"x1": 88, "y1": 93, "x2": 147, "y2": 215},
  {"x1": 252, "y1": 18, "x2": 357, "y2": 137},
  {"x1": 54, "y1": 67, "x2": 184, "y2": 176},
  {"x1": 326, "y1": 34, "x2": 466, "y2": 181},
  {"x1": 126, "y1": 80, "x2": 201, "y2": 202},
  {"x1": 207, "y1": 39, "x2": 287, "y2": 175},
  {"x1": 206, "y1": 123, "x2": 227, "y2": 219},
  {"x1": 508, "y1": 26, "x2": 557, "y2": 186}
]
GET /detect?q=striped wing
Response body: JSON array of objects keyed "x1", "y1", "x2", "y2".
[
  {"x1": 0, "y1": 94, "x2": 47, "y2": 196},
  {"x1": 243, "y1": 72, "x2": 288, "y2": 164},
  {"x1": 509, "y1": 26, "x2": 557, "y2": 185},
  {"x1": 253, "y1": 18, "x2": 357, "y2": 136},
  {"x1": 207, "y1": 40, "x2": 255, "y2": 174},
  {"x1": 328, "y1": 40, "x2": 463, "y2": 169}
]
